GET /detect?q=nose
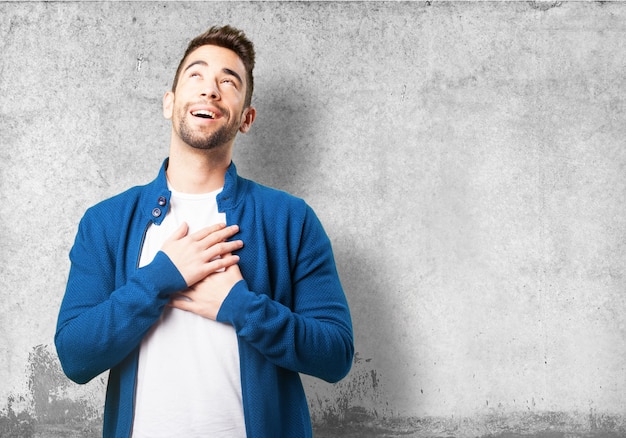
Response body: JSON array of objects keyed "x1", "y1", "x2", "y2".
[{"x1": 201, "y1": 81, "x2": 220, "y2": 100}]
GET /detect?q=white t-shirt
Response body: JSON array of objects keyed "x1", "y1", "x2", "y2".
[{"x1": 131, "y1": 187, "x2": 246, "y2": 438}]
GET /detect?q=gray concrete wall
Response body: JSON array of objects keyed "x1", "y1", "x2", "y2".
[{"x1": 1, "y1": 1, "x2": 625, "y2": 437}]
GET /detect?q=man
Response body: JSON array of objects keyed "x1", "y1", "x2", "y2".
[{"x1": 55, "y1": 25, "x2": 353, "y2": 437}]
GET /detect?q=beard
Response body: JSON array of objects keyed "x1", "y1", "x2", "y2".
[{"x1": 175, "y1": 103, "x2": 242, "y2": 151}]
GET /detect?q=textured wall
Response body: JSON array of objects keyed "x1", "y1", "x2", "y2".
[{"x1": 1, "y1": 1, "x2": 626, "y2": 437}]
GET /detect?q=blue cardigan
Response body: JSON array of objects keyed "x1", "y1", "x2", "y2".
[{"x1": 55, "y1": 160, "x2": 354, "y2": 437}]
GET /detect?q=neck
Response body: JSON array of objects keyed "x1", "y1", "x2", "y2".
[{"x1": 166, "y1": 143, "x2": 232, "y2": 194}]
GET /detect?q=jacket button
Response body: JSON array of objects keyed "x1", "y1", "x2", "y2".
[
  {"x1": 158, "y1": 196, "x2": 167, "y2": 206},
  {"x1": 152, "y1": 208, "x2": 162, "y2": 218}
]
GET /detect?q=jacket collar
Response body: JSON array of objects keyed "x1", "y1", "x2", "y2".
[
  {"x1": 217, "y1": 160, "x2": 242, "y2": 211},
  {"x1": 142, "y1": 158, "x2": 243, "y2": 224}
]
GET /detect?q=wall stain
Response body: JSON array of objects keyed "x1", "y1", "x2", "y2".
[
  {"x1": 6, "y1": 346, "x2": 626, "y2": 437},
  {"x1": 28, "y1": 344, "x2": 96, "y2": 425},
  {"x1": 310, "y1": 354, "x2": 626, "y2": 437},
  {"x1": 310, "y1": 352, "x2": 392, "y2": 428},
  {"x1": 314, "y1": 411, "x2": 626, "y2": 438},
  {"x1": 528, "y1": 1, "x2": 562, "y2": 11},
  {"x1": 1, "y1": 344, "x2": 102, "y2": 437},
  {"x1": 0, "y1": 395, "x2": 35, "y2": 437}
]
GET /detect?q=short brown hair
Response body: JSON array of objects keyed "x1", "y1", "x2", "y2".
[{"x1": 171, "y1": 25, "x2": 255, "y2": 107}]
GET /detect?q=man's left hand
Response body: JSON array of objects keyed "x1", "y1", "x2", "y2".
[{"x1": 168, "y1": 262, "x2": 243, "y2": 320}]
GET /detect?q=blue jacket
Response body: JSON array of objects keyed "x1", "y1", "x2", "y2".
[{"x1": 55, "y1": 160, "x2": 354, "y2": 437}]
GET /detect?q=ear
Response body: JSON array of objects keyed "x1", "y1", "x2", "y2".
[
  {"x1": 239, "y1": 106, "x2": 256, "y2": 133},
  {"x1": 163, "y1": 91, "x2": 174, "y2": 120}
]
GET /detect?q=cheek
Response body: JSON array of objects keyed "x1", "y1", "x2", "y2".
[{"x1": 173, "y1": 101, "x2": 190, "y2": 122}]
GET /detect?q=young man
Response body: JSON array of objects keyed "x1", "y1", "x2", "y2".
[{"x1": 55, "y1": 25, "x2": 354, "y2": 437}]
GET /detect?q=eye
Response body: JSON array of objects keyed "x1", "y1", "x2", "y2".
[
  {"x1": 189, "y1": 71, "x2": 202, "y2": 79},
  {"x1": 221, "y1": 77, "x2": 237, "y2": 87}
]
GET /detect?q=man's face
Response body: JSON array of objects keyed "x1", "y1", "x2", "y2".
[{"x1": 164, "y1": 45, "x2": 253, "y2": 151}]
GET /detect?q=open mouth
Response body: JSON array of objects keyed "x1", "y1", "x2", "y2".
[{"x1": 191, "y1": 109, "x2": 216, "y2": 119}]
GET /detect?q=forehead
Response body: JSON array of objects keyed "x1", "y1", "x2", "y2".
[{"x1": 182, "y1": 45, "x2": 246, "y2": 76}]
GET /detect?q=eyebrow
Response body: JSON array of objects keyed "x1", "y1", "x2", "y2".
[{"x1": 183, "y1": 60, "x2": 243, "y2": 85}]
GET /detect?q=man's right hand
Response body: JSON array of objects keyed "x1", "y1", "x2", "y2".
[{"x1": 160, "y1": 222, "x2": 243, "y2": 287}]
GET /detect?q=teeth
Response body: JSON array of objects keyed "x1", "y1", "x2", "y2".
[{"x1": 192, "y1": 110, "x2": 215, "y2": 119}]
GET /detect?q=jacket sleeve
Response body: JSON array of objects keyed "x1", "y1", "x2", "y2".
[
  {"x1": 216, "y1": 205, "x2": 354, "y2": 383},
  {"x1": 54, "y1": 211, "x2": 187, "y2": 384}
]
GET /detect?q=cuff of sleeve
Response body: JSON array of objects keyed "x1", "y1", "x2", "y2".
[
  {"x1": 136, "y1": 250, "x2": 188, "y2": 298},
  {"x1": 216, "y1": 279, "x2": 254, "y2": 329}
]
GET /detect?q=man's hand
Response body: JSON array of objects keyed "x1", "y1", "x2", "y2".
[
  {"x1": 168, "y1": 263, "x2": 243, "y2": 320},
  {"x1": 160, "y1": 222, "x2": 243, "y2": 287}
]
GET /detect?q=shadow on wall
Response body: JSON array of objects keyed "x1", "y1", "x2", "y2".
[
  {"x1": 233, "y1": 77, "x2": 325, "y2": 197},
  {"x1": 242, "y1": 80, "x2": 417, "y2": 431},
  {"x1": 309, "y1": 243, "x2": 407, "y2": 432}
]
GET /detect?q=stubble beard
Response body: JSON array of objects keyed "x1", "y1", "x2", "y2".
[{"x1": 177, "y1": 104, "x2": 242, "y2": 151}]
